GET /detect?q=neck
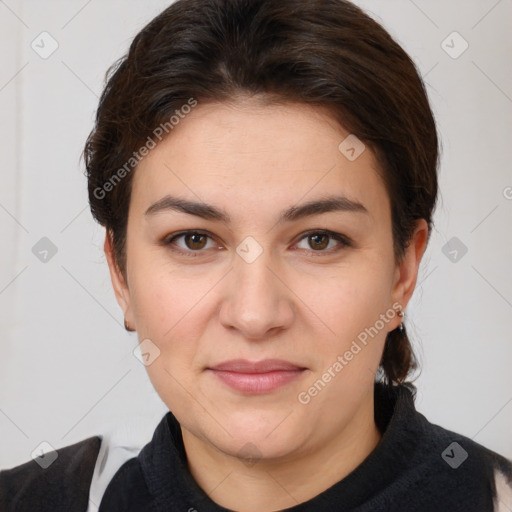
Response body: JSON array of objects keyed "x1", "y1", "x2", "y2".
[{"x1": 181, "y1": 393, "x2": 382, "y2": 512}]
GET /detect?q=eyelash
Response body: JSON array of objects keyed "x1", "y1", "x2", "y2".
[{"x1": 162, "y1": 229, "x2": 352, "y2": 258}]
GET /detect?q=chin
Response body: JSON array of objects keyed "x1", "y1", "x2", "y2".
[{"x1": 214, "y1": 408, "x2": 309, "y2": 461}]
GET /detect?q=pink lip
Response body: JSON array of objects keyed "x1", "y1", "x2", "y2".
[{"x1": 207, "y1": 359, "x2": 306, "y2": 394}]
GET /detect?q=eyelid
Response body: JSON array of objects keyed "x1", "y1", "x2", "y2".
[
  {"x1": 293, "y1": 229, "x2": 352, "y2": 254},
  {"x1": 163, "y1": 229, "x2": 352, "y2": 256},
  {"x1": 295, "y1": 228, "x2": 351, "y2": 244},
  {"x1": 162, "y1": 229, "x2": 220, "y2": 255}
]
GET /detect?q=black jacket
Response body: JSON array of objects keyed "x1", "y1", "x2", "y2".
[{"x1": 1, "y1": 383, "x2": 511, "y2": 511}]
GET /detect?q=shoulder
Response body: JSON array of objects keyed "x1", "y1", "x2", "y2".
[
  {"x1": 411, "y1": 413, "x2": 512, "y2": 511},
  {"x1": 0, "y1": 436, "x2": 101, "y2": 512},
  {"x1": 379, "y1": 384, "x2": 512, "y2": 511},
  {"x1": 423, "y1": 418, "x2": 512, "y2": 481},
  {"x1": 89, "y1": 423, "x2": 151, "y2": 511},
  {"x1": 438, "y1": 426, "x2": 512, "y2": 511},
  {"x1": 0, "y1": 414, "x2": 165, "y2": 512}
]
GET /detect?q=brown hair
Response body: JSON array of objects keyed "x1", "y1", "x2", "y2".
[{"x1": 83, "y1": 0, "x2": 439, "y2": 387}]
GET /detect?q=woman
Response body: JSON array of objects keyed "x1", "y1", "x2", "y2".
[{"x1": 1, "y1": 0, "x2": 511, "y2": 510}]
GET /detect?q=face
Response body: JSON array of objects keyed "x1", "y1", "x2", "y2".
[{"x1": 106, "y1": 98, "x2": 426, "y2": 463}]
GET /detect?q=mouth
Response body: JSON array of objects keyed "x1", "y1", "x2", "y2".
[{"x1": 207, "y1": 359, "x2": 307, "y2": 394}]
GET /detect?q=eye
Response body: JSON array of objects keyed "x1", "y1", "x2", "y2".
[
  {"x1": 163, "y1": 229, "x2": 352, "y2": 257},
  {"x1": 295, "y1": 230, "x2": 351, "y2": 255},
  {"x1": 164, "y1": 230, "x2": 219, "y2": 256}
]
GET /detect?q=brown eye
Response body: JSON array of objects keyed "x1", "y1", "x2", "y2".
[
  {"x1": 308, "y1": 233, "x2": 329, "y2": 250},
  {"x1": 165, "y1": 230, "x2": 217, "y2": 255},
  {"x1": 295, "y1": 230, "x2": 351, "y2": 255},
  {"x1": 184, "y1": 233, "x2": 208, "y2": 250}
]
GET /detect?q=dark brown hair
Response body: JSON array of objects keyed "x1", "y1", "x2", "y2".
[{"x1": 83, "y1": 0, "x2": 439, "y2": 387}]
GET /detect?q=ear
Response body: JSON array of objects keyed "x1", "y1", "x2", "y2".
[
  {"x1": 104, "y1": 230, "x2": 134, "y2": 328},
  {"x1": 390, "y1": 219, "x2": 429, "y2": 326}
]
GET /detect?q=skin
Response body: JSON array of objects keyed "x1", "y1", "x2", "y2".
[{"x1": 105, "y1": 97, "x2": 428, "y2": 511}]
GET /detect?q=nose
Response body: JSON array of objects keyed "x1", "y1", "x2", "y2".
[{"x1": 218, "y1": 246, "x2": 295, "y2": 341}]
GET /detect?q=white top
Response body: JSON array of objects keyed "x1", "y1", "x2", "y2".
[{"x1": 85, "y1": 416, "x2": 160, "y2": 512}]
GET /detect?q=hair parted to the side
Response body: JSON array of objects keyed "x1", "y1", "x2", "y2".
[{"x1": 83, "y1": 0, "x2": 439, "y2": 389}]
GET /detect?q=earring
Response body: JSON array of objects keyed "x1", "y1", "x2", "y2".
[
  {"x1": 124, "y1": 319, "x2": 135, "y2": 332},
  {"x1": 397, "y1": 307, "x2": 405, "y2": 333}
]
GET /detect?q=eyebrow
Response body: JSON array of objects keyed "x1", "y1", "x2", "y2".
[{"x1": 145, "y1": 194, "x2": 369, "y2": 223}]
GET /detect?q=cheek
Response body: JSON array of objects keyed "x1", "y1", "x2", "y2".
[
  {"x1": 127, "y1": 260, "x2": 218, "y2": 376},
  {"x1": 128, "y1": 254, "x2": 207, "y2": 337},
  {"x1": 295, "y1": 261, "x2": 394, "y2": 414},
  {"x1": 297, "y1": 257, "x2": 394, "y2": 353},
  {"x1": 128, "y1": 266, "x2": 209, "y2": 412}
]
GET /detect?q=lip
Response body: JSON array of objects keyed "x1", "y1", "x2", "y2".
[{"x1": 207, "y1": 359, "x2": 306, "y2": 394}]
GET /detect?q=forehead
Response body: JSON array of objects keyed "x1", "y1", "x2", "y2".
[{"x1": 131, "y1": 100, "x2": 390, "y2": 225}]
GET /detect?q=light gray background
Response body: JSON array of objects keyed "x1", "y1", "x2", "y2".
[{"x1": 1, "y1": 0, "x2": 511, "y2": 469}]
